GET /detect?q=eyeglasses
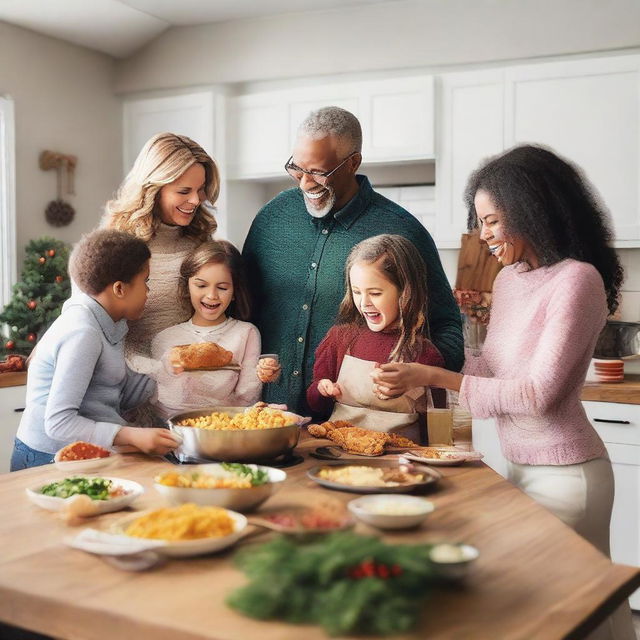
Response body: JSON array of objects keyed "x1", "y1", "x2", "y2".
[{"x1": 284, "y1": 151, "x2": 358, "y2": 186}]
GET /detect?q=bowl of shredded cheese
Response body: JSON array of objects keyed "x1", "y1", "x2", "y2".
[
  {"x1": 348, "y1": 494, "x2": 435, "y2": 529},
  {"x1": 153, "y1": 463, "x2": 286, "y2": 511},
  {"x1": 168, "y1": 405, "x2": 301, "y2": 462}
]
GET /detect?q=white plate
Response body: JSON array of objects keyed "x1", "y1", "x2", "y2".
[
  {"x1": 110, "y1": 509, "x2": 247, "y2": 557},
  {"x1": 26, "y1": 477, "x2": 144, "y2": 514},
  {"x1": 53, "y1": 452, "x2": 120, "y2": 473},
  {"x1": 402, "y1": 449, "x2": 484, "y2": 467}
]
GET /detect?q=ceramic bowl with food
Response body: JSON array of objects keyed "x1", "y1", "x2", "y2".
[
  {"x1": 428, "y1": 543, "x2": 479, "y2": 580},
  {"x1": 54, "y1": 441, "x2": 119, "y2": 473},
  {"x1": 154, "y1": 463, "x2": 286, "y2": 511},
  {"x1": 348, "y1": 494, "x2": 435, "y2": 529},
  {"x1": 168, "y1": 406, "x2": 302, "y2": 462}
]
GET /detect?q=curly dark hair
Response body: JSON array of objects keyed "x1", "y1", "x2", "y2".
[
  {"x1": 178, "y1": 240, "x2": 252, "y2": 321},
  {"x1": 464, "y1": 144, "x2": 623, "y2": 314},
  {"x1": 69, "y1": 229, "x2": 150, "y2": 295}
]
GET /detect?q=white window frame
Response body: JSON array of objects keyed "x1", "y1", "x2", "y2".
[{"x1": 0, "y1": 95, "x2": 16, "y2": 310}]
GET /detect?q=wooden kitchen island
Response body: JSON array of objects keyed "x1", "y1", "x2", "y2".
[{"x1": 1, "y1": 437, "x2": 638, "y2": 640}]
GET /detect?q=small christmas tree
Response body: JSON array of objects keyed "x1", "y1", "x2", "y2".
[{"x1": 0, "y1": 237, "x2": 71, "y2": 357}]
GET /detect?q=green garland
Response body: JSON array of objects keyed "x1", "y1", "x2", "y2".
[{"x1": 227, "y1": 532, "x2": 438, "y2": 636}]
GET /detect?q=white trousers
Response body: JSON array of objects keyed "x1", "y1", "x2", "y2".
[{"x1": 507, "y1": 458, "x2": 636, "y2": 640}]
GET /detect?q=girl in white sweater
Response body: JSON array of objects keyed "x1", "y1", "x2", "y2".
[{"x1": 150, "y1": 241, "x2": 263, "y2": 421}]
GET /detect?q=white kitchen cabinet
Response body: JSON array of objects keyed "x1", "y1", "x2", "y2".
[
  {"x1": 227, "y1": 75, "x2": 435, "y2": 179},
  {"x1": 436, "y1": 54, "x2": 640, "y2": 248},
  {"x1": 436, "y1": 69, "x2": 506, "y2": 248},
  {"x1": 0, "y1": 384, "x2": 26, "y2": 473},
  {"x1": 583, "y1": 400, "x2": 640, "y2": 610},
  {"x1": 505, "y1": 55, "x2": 640, "y2": 246}
]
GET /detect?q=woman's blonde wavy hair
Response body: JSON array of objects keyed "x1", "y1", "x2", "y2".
[{"x1": 104, "y1": 132, "x2": 220, "y2": 242}]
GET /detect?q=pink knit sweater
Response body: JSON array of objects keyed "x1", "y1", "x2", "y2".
[{"x1": 459, "y1": 259, "x2": 608, "y2": 465}]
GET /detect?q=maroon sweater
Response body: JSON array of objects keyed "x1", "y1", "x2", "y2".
[{"x1": 307, "y1": 324, "x2": 445, "y2": 417}]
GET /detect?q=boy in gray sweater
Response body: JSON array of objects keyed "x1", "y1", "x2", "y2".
[{"x1": 11, "y1": 230, "x2": 179, "y2": 470}]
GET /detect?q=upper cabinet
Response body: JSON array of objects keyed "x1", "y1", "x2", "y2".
[
  {"x1": 227, "y1": 75, "x2": 435, "y2": 179},
  {"x1": 437, "y1": 54, "x2": 640, "y2": 248}
]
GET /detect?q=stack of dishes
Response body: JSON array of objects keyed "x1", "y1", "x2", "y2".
[{"x1": 593, "y1": 359, "x2": 624, "y2": 383}]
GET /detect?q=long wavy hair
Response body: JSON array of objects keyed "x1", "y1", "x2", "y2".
[
  {"x1": 104, "y1": 132, "x2": 219, "y2": 243},
  {"x1": 178, "y1": 240, "x2": 252, "y2": 322},
  {"x1": 338, "y1": 234, "x2": 429, "y2": 362},
  {"x1": 464, "y1": 144, "x2": 623, "y2": 314}
]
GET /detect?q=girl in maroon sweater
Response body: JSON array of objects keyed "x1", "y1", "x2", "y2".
[{"x1": 307, "y1": 234, "x2": 444, "y2": 441}]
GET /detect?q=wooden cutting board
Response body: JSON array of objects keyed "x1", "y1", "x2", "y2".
[{"x1": 455, "y1": 232, "x2": 502, "y2": 292}]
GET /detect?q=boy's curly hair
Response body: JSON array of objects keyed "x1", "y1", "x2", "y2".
[{"x1": 69, "y1": 229, "x2": 151, "y2": 295}]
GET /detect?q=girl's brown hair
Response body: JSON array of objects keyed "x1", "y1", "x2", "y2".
[
  {"x1": 178, "y1": 240, "x2": 252, "y2": 321},
  {"x1": 103, "y1": 132, "x2": 219, "y2": 243},
  {"x1": 338, "y1": 234, "x2": 429, "y2": 362}
]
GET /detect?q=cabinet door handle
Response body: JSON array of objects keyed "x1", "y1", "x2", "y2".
[
  {"x1": 593, "y1": 418, "x2": 630, "y2": 425},
  {"x1": 14, "y1": 407, "x2": 24, "y2": 413}
]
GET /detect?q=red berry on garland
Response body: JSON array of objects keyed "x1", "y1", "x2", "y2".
[
  {"x1": 55, "y1": 275, "x2": 63, "y2": 283},
  {"x1": 48, "y1": 249, "x2": 56, "y2": 257},
  {"x1": 5, "y1": 340, "x2": 15, "y2": 350},
  {"x1": 27, "y1": 300, "x2": 37, "y2": 310},
  {"x1": 27, "y1": 333, "x2": 37, "y2": 343},
  {"x1": 38, "y1": 256, "x2": 46, "y2": 264}
]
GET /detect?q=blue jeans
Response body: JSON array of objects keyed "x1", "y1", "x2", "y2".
[{"x1": 10, "y1": 438, "x2": 54, "y2": 471}]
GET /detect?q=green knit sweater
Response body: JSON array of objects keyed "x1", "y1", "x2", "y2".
[{"x1": 243, "y1": 176, "x2": 463, "y2": 414}]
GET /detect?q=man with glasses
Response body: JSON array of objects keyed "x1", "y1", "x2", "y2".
[{"x1": 243, "y1": 106, "x2": 462, "y2": 415}]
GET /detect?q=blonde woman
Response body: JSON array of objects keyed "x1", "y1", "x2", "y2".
[{"x1": 103, "y1": 132, "x2": 220, "y2": 374}]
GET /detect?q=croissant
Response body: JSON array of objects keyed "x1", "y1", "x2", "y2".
[{"x1": 170, "y1": 342, "x2": 233, "y2": 370}]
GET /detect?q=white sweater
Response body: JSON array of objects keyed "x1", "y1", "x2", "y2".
[{"x1": 150, "y1": 317, "x2": 262, "y2": 420}]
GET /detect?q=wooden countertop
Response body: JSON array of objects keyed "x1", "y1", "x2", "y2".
[
  {"x1": 0, "y1": 371, "x2": 27, "y2": 388},
  {"x1": 581, "y1": 374, "x2": 640, "y2": 405},
  {"x1": 0, "y1": 437, "x2": 638, "y2": 640}
]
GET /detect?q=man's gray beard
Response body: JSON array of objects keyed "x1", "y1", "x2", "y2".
[{"x1": 302, "y1": 187, "x2": 335, "y2": 218}]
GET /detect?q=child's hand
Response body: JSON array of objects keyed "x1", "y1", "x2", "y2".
[
  {"x1": 256, "y1": 357, "x2": 280, "y2": 383},
  {"x1": 370, "y1": 363, "x2": 432, "y2": 399},
  {"x1": 161, "y1": 351, "x2": 184, "y2": 375},
  {"x1": 317, "y1": 379, "x2": 342, "y2": 398},
  {"x1": 115, "y1": 427, "x2": 180, "y2": 456}
]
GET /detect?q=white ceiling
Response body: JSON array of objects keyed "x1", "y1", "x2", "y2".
[{"x1": 0, "y1": 0, "x2": 397, "y2": 58}]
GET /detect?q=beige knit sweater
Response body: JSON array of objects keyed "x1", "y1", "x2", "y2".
[{"x1": 126, "y1": 223, "x2": 199, "y2": 374}]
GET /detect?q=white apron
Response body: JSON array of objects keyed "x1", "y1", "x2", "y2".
[{"x1": 329, "y1": 354, "x2": 432, "y2": 443}]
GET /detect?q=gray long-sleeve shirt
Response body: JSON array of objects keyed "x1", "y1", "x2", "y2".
[{"x1": 17, "y1": 292, "x2": 155, "y2": 454}]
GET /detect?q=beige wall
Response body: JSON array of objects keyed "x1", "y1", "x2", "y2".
[
  {"x1": 115, "y1": 0, "x2": 640, "y2": 92},
  {"x1": 0, "y1": 21, "x2": 121, "y2": 264}
]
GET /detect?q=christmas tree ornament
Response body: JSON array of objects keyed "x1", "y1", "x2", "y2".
[
  {"x1": 48, "y1": 249, "x2": 56, "y2": 257},
  {"x1": 27, "y1": 333, "x2": 37, "y2": 343},
  {"x1": 5, "y1": 340, "x2": 15, "y2": 350},
  {"x1": 39, "y1": 257, "x2": 46, "y2": 264},
  {"x1": 55, "y1": 275, "x2": 63, "y2": 283},
  {"x1": 27, "y1": 300, "x2": 37, "y2": 310}
]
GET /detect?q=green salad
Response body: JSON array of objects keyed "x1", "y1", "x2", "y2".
[
  {"x1": 221, "y1": 463, "x2": 269, "y2": 486},
  {"x1": 40, "y1": 476, "x2": 114, "y2": 501}
]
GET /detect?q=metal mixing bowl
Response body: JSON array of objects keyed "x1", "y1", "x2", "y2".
[
  {"x1": 168, "y1": 406, "x2": 300, "y2": 462},
  {"x1": 594, "y1": 321, "x2": 640, "y2": 358}
]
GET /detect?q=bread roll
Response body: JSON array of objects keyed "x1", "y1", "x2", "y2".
[{"x1": 170, "y1": 342, "x2": 233, "y2": 370}]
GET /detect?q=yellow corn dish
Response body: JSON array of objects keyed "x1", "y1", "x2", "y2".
[
  {"x1": 125, "y1": 504, "x2": 235, "y2": 541},
  {"x1": 175, "y1": 406, "x2": 289, "y2": 430}
]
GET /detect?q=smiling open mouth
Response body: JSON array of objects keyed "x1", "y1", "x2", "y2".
[
  {"x1": 201, "y1": 301, "x2": 220, "y2": 310},
  {"x1": 177, "y1": 206, "x2": 196, "y2": 214},
  {"x1": 363, "y1": 311, "x2": 382, "y2": 322},
  {"x1": 303, "y1": 189, "x2": 326, "y2": 200}
]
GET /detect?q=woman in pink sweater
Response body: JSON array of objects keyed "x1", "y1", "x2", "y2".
[
  {"x1": 373, "y1": 146, "x2": 624, "y2": 544},
  {"x1": 373, "y1": 146, "x2": 635, "y2": 638}
]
